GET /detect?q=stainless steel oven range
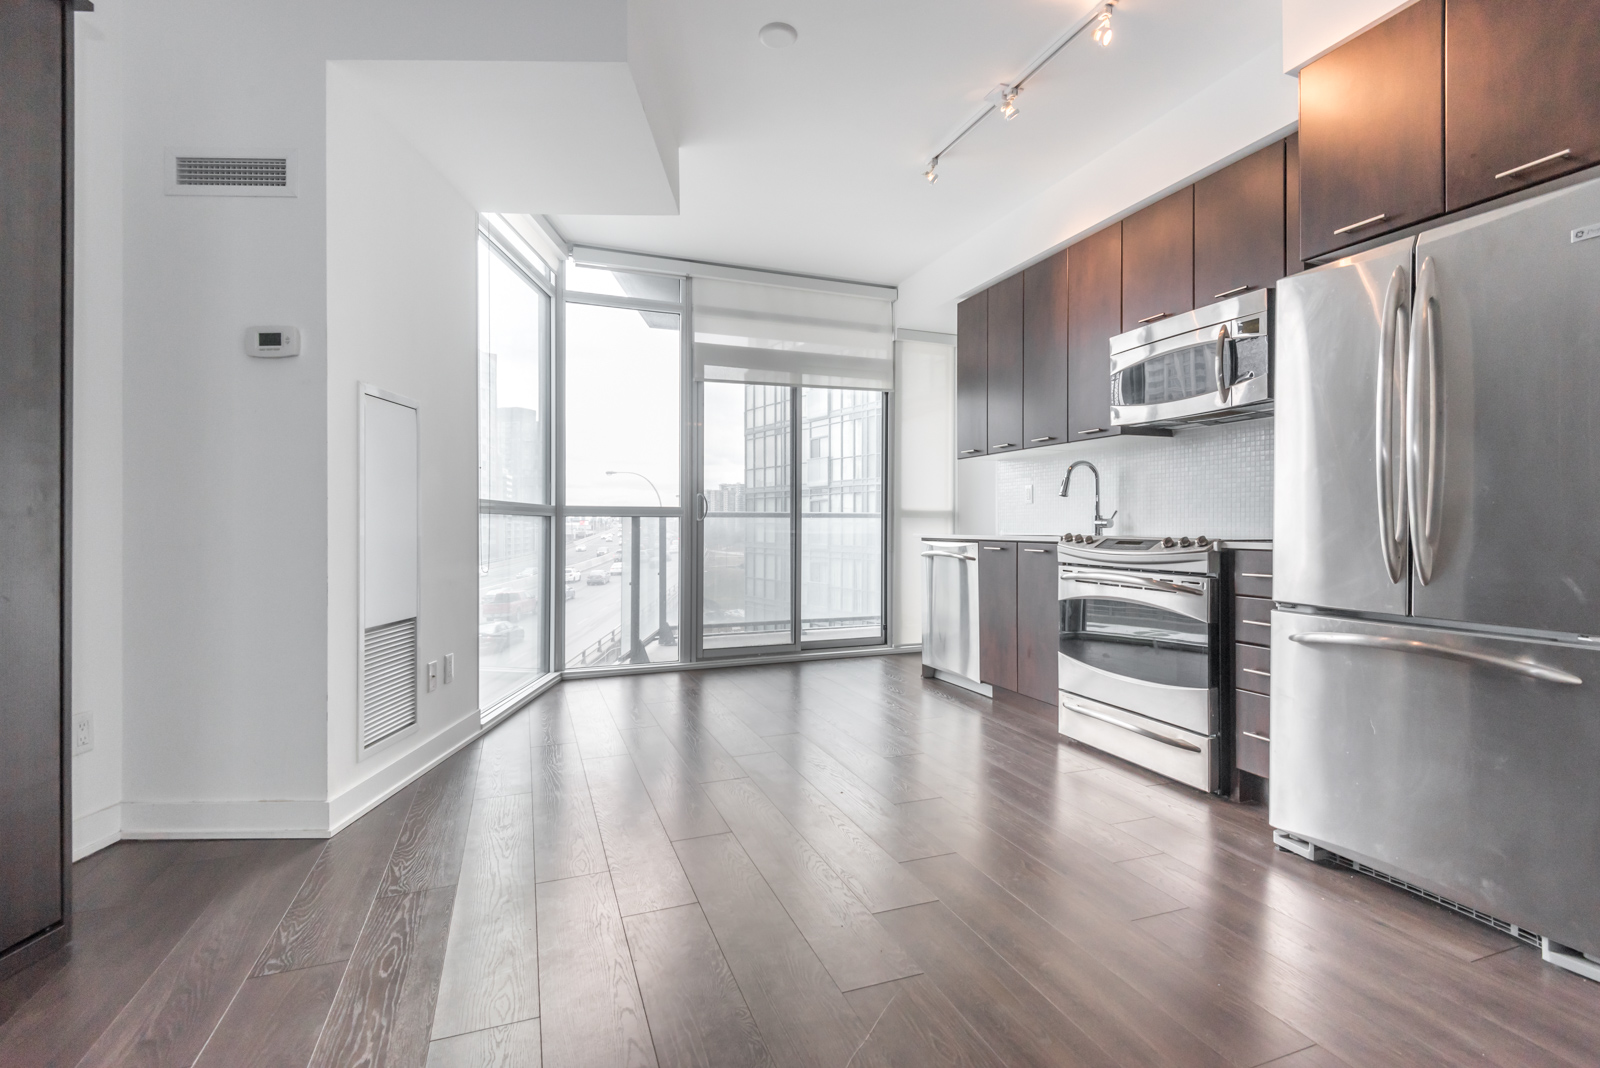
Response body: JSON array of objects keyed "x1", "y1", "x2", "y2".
[{"x1": 1057, "y1": 534, "x2": 1221, "y2": 792}]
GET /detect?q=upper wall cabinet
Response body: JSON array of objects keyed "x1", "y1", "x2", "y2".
[
  {"x1": 956, "y1": 292, "x2": 988, "y2": 457},
  {"x1": 1195, "y1": 142, "x2": 1286, "y2": 302},
  {"x1": 1121, "y1": 188, "x2": 1194, "y2": 330},
  {"x1": 1022, "y1": 250, "x2": 1070, "y2": 449},
  {"x1": 1444, "y1": 0, "x2": 1600, "y2": 212},
  {"x1": 986, "y1": 273, "x2": 1025, "y2": 454},
  {"x1": 1067, "y1": 224, "x2": 1123, "y2": 441},
  {"x1": 1299, "y1": 0, "x2": 1444, "y2": 260},
  {"x1": 1285, "y1": 133, "x2": 1302, "y2": 274}
]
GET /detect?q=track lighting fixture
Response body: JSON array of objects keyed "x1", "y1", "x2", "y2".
[
  {"x1": 999, "y1": 87, "x2": 1020, "y2": 121},
  {"x1": 924, "y1": 160, "x2": 939, "y2": 184},
  {"x1": 1092, "y1": 4, "x2": 1114, "y2": 46}
]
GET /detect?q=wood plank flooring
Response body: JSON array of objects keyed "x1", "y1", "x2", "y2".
[{"x1": 3, "y1": 654, "x2": 1598, "y2": 1067}]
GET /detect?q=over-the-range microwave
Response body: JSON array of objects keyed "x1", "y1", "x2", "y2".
[{"x1": 1108, "y1": 288, "x2": 1273, "y2": 429}]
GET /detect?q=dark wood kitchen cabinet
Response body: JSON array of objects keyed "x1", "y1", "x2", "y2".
[
  {"x1": 1121, "y1": 187, "x2": 1195, "y2": 330},
  {"x1": 1065, "y1": 224, "x2": 1121, "y2": 441},
  {"x1": 977, "y1": 542, "x2": 1018, "y2": 692},
  {"x1": 1444, "y1": 0, "x2": 1600, "y2": 212},
  {"x1": 956, "y1": 291, "x2": 988, "y2": 457},
  {"x1": 1194, "y1": 142, "x2": 1286, "y2": 303},
  {"x1": 1285, "y1": 133, "x2": 1302, "y2": 274},
  {"x1": 1014, "y1": 543, "x2": 1060, "y2": 704},
  {"x1": 1228, "y1": 549, "x2": 1274, "y2": 795},
  {"x1": 1022, "y1": 249, "x2": 1070, "y2": 449},
  {"x1": 986, "y1": 272, "x2": 1025, "y2": 454},
  {"x1": 1298, "y1": 0, "x2": 1443, "y2": 260}
]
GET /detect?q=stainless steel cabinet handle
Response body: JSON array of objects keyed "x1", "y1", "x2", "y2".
[
  {"x1": 1406, "y1": 256, "x2": 1444, "y2": 585},
  {"x1": 1077, "y1": 428, "x2": 1106, "y2": 435},
  {"x1": 1289, "y1": 632, "x2": 1582, "y2": 685},
  {"x1": 1215, "y1": 325, "x2": 1232, "y2": 403},
  {"x1": 920, "y1": 550, "x2": 976, "y2": 561},
  {"x1": 1242, "y1": 667, "x2": 1271, "y2": 677},
  {"x1": 1213, "y1": 284, "x2": 1251, "y2": 299},
  {"x1": 1242, "y1": 731, "x2": 1270, "y2": 743},
  {"x1": 1064, "y1": 699, "x2": 1203, "y2": 752},
  {"x1": 1334, "y1": 212, "x2": 1388, "y2": 236},
  {"x1": 993, "y1": 443, "x2": 1017, "y2": 449},
  {"x1": 1375, "y1": 263, "x2": 1410, "y2": 585},
  {"x1": 960, "y1": 448, "x2": 982, "y2": 455},
  {"x1": 1239, "y1": 572, "x2": 1273, "y2": 579},
  {"x1": 1241, "y1": 619, "x2": 1271, "y2": 628},
  {"x1": 1023, "y1": 548, "x2": 1049, "y2": 554},
  {"x1": 1030, "y1": 436, "x2": 1056, "y2": 443},
  {"x1": 1495, "y1": 148, "x2": 1571, "y2": 180},
  {"x1": 1062, "y1": 571, "x2": 1204, "y2": 596},
  {"x1": 1137, "y1": 312, "x2": 1170, "y2": 324},
  {"x1": 982, "y1": 545, "x2": 1007, "y2": 551}
]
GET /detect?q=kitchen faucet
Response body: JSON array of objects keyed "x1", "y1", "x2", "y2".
[{"x1": 1060, "y1": 460, "x2": 1117, "y2": 536}]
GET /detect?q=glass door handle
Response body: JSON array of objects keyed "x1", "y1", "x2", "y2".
[{"x1": 695, "y1": 493, "x2": 709, "y2": 521}]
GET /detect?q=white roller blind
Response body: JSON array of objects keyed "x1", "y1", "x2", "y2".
[{"x1": 692, "y1": 276, "x2": 894, "y2": 390}]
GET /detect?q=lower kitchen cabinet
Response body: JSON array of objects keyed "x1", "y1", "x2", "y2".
[
  {"x1": 1228, "y1": 548, "x2": 1274, "y2": 796},
  {"x1": 1014, "y1": 543, "x2": 1060, "y2": 704},
  {"x1": 977, "y1": 542, "x2": 1018, "y2": 691}
]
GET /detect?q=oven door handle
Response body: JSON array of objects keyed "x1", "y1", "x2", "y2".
[
  {"x1": 1060, "y1": 571, "x2": 1204, "y2": 596},
  {"x1": 1063, "y1": 698, "x2": 1203, "y2": 752}
]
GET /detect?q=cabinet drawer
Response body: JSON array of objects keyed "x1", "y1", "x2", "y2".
[
  {"x1": 1234, "y1": 596, "x2": 1273, "y2": 647},
  {"x1": 1237, "y1": 728, "x2": 1270, "y2": 778},
  {"x1": 1236, "y1": 643, "x2": 1271, "y2": 695},
  {"x1": 1237, "y1": 688, "x2": 1270, "y2": 738},
  {"x1": 1232, "y1": 549, "x2": 1273, "y2": 597}
]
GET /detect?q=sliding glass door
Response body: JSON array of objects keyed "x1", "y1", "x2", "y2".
[{"x1": 697, "y1": 383, "x2": 885, "y2": 657}]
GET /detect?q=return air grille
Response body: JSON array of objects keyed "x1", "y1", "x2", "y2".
[
  {"x1": 361, "y1": 618, "x2": 418, "y2": 748},
  {"x1": 175, "y1": 156, "x2": 288, "y2": 187}
]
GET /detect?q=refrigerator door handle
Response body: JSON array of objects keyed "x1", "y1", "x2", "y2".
[
  {"x1": 1289, "y1": 632, "x2": 1582, "y2": 685},
  {"x1": 1407, "y1": 256, "x2": 1445, "y2": 584},
  {"x1": 1376, "y1": 264, "x2": 1410, "y2": 584}
]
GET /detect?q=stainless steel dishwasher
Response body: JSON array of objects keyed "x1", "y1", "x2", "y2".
[{"x1": 920, "y1": 538, "x2": 989, "y2": 695}]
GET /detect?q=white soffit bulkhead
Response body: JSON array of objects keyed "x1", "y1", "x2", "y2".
[{"x1": 332, "y1": 60, "x2": 678, "y2": 215}]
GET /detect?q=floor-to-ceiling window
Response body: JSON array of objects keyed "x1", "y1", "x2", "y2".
[
  {"x1": 477, "y1": 226, "x2": 554, "y2": 710},
  {"x1": 561, "y1": 265, "x2": 684, "y2": 669}
]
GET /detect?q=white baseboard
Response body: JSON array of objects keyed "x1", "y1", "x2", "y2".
[
  {"x1": 72, "y1": 802, "x2": 124, "y2": 860},
  {"x1": 120, "y1": 799, "x2": 331, "y2": 839},
  {"x1": 327, "y1": 706, "x2": 485, "y2": 835}
]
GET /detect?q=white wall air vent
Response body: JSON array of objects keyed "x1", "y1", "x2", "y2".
[
  {"x1": 362, "y1": 618, "x2": 418, "y2": 748},
  {"x1": 359, "y1": 385, "x2": 421, "y2": 755},
  {"x1": 165, "y1": 149, "x2": 296, "y2": 196}
]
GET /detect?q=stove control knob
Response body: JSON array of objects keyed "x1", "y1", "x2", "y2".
[
  {"x1": 1196, "y1": 535, "x2": 1210, "y2": 547},
  {"x1": 1161, "y1": 537, "x2": 1176, "y2": 548},
  {"x1": 1179, "y1": 537, "x2": 1193, "y2": 547}
]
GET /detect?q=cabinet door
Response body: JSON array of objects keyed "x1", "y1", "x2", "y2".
[
  {"x1": 977, "y1": 542, "x2": 1018, "y2": 691},
  {"x1": 1066, "y1": 224, "x2": 1121, "y2": 441},
  {"x1": 1445, "y1": 0, "x2": 1600, "y2": 212},
  {"x1": 1194, "y1": 142, "x2": 1285, "y2": 303},
  {"x1": 1022, "y1": 250, "x2": 1069, "y2": 448},
  {"x1": 956, "y1": 292, "x2": 988, "y2": 457},
  {"x1": 986, "y1": 273, "x2": 1024, "y2": 454},
  {"x1": 1299, "y1": 0, "x2": 1443, "y2": 260},
  {"x1": 1121, "y1": 187, "x2": 1194, "y2": 330},
  {"x1": 1015, "y1": 543, "x2": 1060, "y2": 704},
  {"x1": 1285, "y1": 133, "x2": 1302, "y2": 275}
]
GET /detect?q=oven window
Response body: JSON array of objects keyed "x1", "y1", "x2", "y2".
[{"x1": 1059, "y1": 597, "x2": 1208, "y2": 688}]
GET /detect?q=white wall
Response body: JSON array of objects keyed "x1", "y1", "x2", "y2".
[
  {"x1": 72, "y1": 0, "x2": 126, "y2": 859},
  {"x1": 324, "y1": 65, "x2": 483, "y2": 831},
  {"x1": 893, "y1": 338, "x2": 956, "y2": 646},
  {"x1": 1281, "y1": 0, "x2": 1416, "y2": 72}
]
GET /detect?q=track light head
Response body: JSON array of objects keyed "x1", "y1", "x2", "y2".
[
  {"x1": 1092, "y1": 4, "x2": 1114, "y2": 46},
  {"x1": 1000, "y1": 87, "x2": 1020, "y2": 120},
  {"x1": 924, "y1": 160, "x2": 939, "y2": 184}
]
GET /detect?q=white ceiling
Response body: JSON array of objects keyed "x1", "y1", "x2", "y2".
[{"x1": 550, "y1": 0, "x2": 1283, "y2": 286}]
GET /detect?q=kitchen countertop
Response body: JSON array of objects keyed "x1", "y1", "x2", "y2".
[{"x1": 923, "y1": 533, "x2": 1062, "y2": 543}]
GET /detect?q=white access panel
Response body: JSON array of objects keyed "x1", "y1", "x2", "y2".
[{"x1": 361, "y1": 391, "x2": 419, "y2": 626}]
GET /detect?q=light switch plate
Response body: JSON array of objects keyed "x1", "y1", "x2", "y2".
[
  {"x1": 1026, "y1": 484, "x2": 1034, "y2": 504},
  {"x1": 426, "y1": 660, "x2": 439, "y2": 692},
  {"x1": 443, "y1": 653, "x2": 455, "y2": 684}
]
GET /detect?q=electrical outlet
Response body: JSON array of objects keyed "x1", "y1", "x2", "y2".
[
  {"x1": 426, "y1": 660, "x2": 439, "y2": 692},
  {"x1": 73, "y1": 712, "x2": 93, "y2": 755},
  {"x1": 443, "y1": 653, "x2": 455, "y2": 684},
  {"x1": 1026, "y1": 484, "x2": 1034, "y2": 504}
]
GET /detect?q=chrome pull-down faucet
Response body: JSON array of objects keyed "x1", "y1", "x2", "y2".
[{"x1": 1060, "y1": 460, "x2": 1117, "y2": 536}]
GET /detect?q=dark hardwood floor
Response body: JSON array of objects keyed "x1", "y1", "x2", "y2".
[{"x1": 2, "y1": 654, "x2": 1597, "y2": 1067}]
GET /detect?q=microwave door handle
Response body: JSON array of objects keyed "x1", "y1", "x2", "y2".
[
  {"x1": 1407, "y1": 256, "x2": 1445, "y2": 584},
  {"x1": 1376, "y1": 264, "x2": 1410, "y2": 584},
  {"x1": 1215, "y1": 326, "x2": 1232, "y2": 403}
]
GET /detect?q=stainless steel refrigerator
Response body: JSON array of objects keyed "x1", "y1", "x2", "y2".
[{"x1": 1272, "y1": 174, "x2": 1600, "y2": 980}]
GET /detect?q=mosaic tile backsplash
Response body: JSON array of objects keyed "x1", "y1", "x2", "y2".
[{"x1": 993, "y1": 419, "x2": 1273, "y2": 540}]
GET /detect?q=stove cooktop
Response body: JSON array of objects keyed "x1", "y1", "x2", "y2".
[{"x1": 1060, "y1": 534, "x2": 1214, "y2": 550}]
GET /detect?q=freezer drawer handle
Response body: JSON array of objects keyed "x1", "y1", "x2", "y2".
[
  {"x1": 1064, "y1": 698, "x2": 1203, "y2": 752},
  {"x1": 921, "y1": 550, "x2": 976, "y2": 561},
  {"x1": 1495, "y1": 148, "x2": 1571, "y2": 181},
  {"x1": 1061, "y1": 571, "x2": 1204, "y2": 596},
  {"x1": 1288, "y1": 632, "x2": 1582, "y2": 685}
]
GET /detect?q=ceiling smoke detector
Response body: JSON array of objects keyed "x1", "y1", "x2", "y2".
[{"x1": 759, "y1": 22, "x2": 798, "y2": 48}]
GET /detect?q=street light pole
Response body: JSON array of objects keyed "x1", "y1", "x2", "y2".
[{"x1": 605, "y1": 470, "x2": 663, "y2": 508}]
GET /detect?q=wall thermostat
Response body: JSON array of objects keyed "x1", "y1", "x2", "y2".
[{"x1": 246, "y1": 326, "x2": 300, "y2": 358}]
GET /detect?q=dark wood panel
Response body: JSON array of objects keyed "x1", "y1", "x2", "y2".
[
  {"x1": 956, "y1": 292, "x2": 988, "y2": 457},
  {"x1": 624, "y1": 904, "x2": 773, "y2": 1068},
  {"x1": 1022, "y1": 250, "x2": 1070, "y2": 448},
  {"x1": 1236, "y1": 644, "x2": 1271, "y2": 696},
  {"x1": 1122, "y1": 187, "x2": 1195, "y2": 330},
  {"x1": 643, "y1": 701, "x2": 746, "y2": 782},
  {"x1": 0, "y1": 0, "x2": 67, "y2": 964},
  {"x1": 566, "y1": 685, "x2": 632, "y2": 758},
  {"x1": 1194, "y1": 141, "x2": 1286, "y2": 303},
  {"x1": 846, "y1": 972, "x2": 1006, "y2": 1068},
  {"x1": 582, "y1": 754, "x2": 696, "y2": 918},
  {"x1": 986, "y1": 273, "x2": 1025, "y2": 453},
  {"x1": 1444, "y1": 0, "x2": 1600, "y2": 212},
  {"x1": 193, "y1": 962, "x2": 347, "y2": 1068},
  {"x1": 1233, "y1": 548, "x2": 1273, "y2": 578},
  {"x1": 535, "y1": 872, "x2": 657, "y2": 1068},
  {"x1": 977, "y1": 542, "x2": 1018, "y2": 691},
  {"x1": 1234, "y1": 595, "x2": 1273, "y2": 647},
  {"x1": 701, "y1": 777, "x2": 921, "y2": 991},
  {"x1": 673, "y1": 833, "x2": 866, "y2": 1068},
  {"x1": 254, "y1": 783, "x2": 416, "y2": 976},
  {"x1": 379, "y1": 748, "x2": 479, "y2": 897},
  {"x1": 476, "y1": 712, "x2": 534, "y2": 798},
  {"x1": 530, "y1": 742, "x2": 608, "y2": 883},
  {"x1": 1014, "y1": 544, "x2": 1059, "y2": 704},
  {"x1": 1285, "y1": 133, "x2": 1303, "y2": 274},
  {"x1": 425, "y1": 1018, "x2": 541, "y2": 1068},
  {"x1": 618, "y1": 726, "x2": 729, "y2": 841},
  {"x1": 1237, "y1": 689, "x2": 1271, "y2": 739},
  {"x1": 1299, "y1": 0, "x2": 1444, "y2": 259},
  {"x1": 432, "y1": 794, "x2": 539, "y2": 1040},
  {"x1": 1236, "y1": 730, "x2": 1270, "y2": 779},
  {"x1": 1066, "y1": 224, "x2": 1122, "y2": 441}
]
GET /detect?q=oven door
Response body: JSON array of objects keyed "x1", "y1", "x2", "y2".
[{"x1": 1057, "y1": 569, "x2": 1214, "y2": 736}]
